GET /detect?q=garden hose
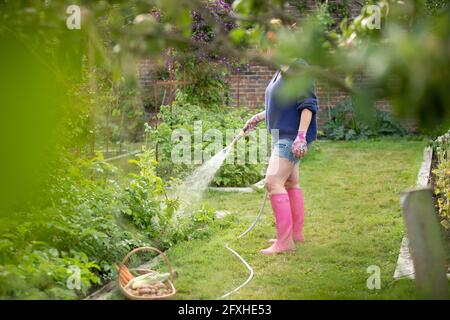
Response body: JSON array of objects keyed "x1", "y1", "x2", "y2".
[
  {"x1": 237, "y1": 191, "x2": 268, "y2": 239},
  {"x1": 217, "y1": 188, "x2": 269, "y2": 299},
  {"x1": 232, "y1": 129, "x2": 246, "y2": 147},
  {"x1": 218, "y1": 190, "x2": 268, "y2": 299},
  {"x1": 217, "y1": 128, "x2": 269, "y2": 299}
]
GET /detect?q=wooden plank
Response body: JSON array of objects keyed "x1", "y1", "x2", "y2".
[
  {"x1": 84, "y1": 281, "x2": 117, "y2": 300},
  {"x1": 400, "y1": 188, "x2": 448, "y2": 299}
]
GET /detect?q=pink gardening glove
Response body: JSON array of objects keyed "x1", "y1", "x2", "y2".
[
  {"x1": 243, "y1": 113, "x2": 264, "y2": 133},
  {"x1": 292, "y1": 131, "x2": 308, "y2": 159}
]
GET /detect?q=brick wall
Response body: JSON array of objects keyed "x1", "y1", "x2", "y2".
[
  {"x1": 227, "y1": 64, "x2": 275, "y2": 108},
  {"x1": 137, "y1": 59, "x2": 154, "y2": 106},
  {"x1": 226, "y1": 66, "x2": 391, "y2": 127},
  {"x1": 138, "y1": 63, "x2": 393, "y2": 128}
]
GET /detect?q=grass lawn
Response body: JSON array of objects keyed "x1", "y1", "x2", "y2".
[
  {"x1": 107, "y1": 137, "x2": 450, "y2": 300},
  {"x1": 159, "y1": 138, "x2": 436, "y2": 300}
]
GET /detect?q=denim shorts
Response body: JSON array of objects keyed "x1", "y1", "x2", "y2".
[{"x1": 272, "y1": 138, "x2": 300, "y2": 164}]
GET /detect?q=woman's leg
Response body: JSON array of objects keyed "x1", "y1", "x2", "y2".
[
  {"x1": 284, "y1": 162, "x2": 299, "y2": 189},
  {"x1": 265, "y1": 155, "x2": 295, "y2": 195},
  {"x1": 267, "y1": 163, "x2": 304, "y2": 243},
  {"x1": 285, "y1": 163, "x2": 305, "y2": 242},
  {"x1": 260, "y1": 155, "x2": 296, "y2": 254}
]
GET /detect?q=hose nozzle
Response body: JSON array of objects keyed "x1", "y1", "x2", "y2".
[{"x1": 230, "y1": 129, "x2": 246, "y2": 147}]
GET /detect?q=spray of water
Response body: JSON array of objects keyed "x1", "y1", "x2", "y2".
[{"x1": 174, "y1": 146, "x2": 232, "y2": 216}]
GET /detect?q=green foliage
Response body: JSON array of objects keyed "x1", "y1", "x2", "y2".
[
  {"x1": 147, "y1": 91, "x2": 265, "y2": 186},
  {"x1": 322, "y1": 99, "x2": 407, "y2": 140},
  {"x1": 0, "y1": 148, "x2": 218, "y2": 299},
  {"x1": 176, "y1": 62, "x2": 230, "y2": 107},
  {"x1": 433, "y1": 160, "x2": 450, "y2": 228},
  {"x1": 3, "y1": 0, "x2": 450, "y2": 132},
  {"x1": 2, "y1": 0, "x2": 449, "y2": 300},
  {"x1": 315, "y1": 3, "x2": 336, "y2": 31},
  {"x1": 433, "y1": 130, "x2": 450, "y2": 164},
  {"x1": 333, "y1": 1, "x2": 450, "y2": 130},
  {"x1": 327, "y1": 0, "x2": 350, "y2": 22},
  {"x1": 117, "y1": 146, "x2": 220, "y2": 248},
  {"x1": 432, "y1": 130, "x2": 450, "y2": 228},
  {"x1": 76, "y1": 63, "x2": 146, "y2": 153},
  {"x1": 214, "y1": 162, "x2": 264, "y2": 187},
  {"x1": 165, "y1": 205, "x2": 218, "y2": 246},
  {"x1": 425, "y1": 0, "x2": 448, "y2": 15},
  {"x1": 0, "y1": 247, "x2": 99, "y2": 299},
  {"x1": 0, "y1": 155, "x2": 144, "y2": 299},
  {"x1": 289, "y1": 0, "x2": 350, "y2": 32},
  {"x1": 120, "y1": 147, "x2": 178, "y2": 238},
  {"x1": 288, "y1": 0, "x2": 308, "y2": 14}
]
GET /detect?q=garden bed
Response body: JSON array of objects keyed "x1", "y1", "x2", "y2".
[{"x1": 429, "y1": 147, "x2": 450, "y2": 274}]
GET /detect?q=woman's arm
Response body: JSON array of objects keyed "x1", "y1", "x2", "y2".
[
  {"x1": 243, "y1": 111, "x2": 266, "y2": 133},
  {"x1": 298, "y1": 109, "x2": 312, "y2": 132},
  {"x1": 254, "y1": 111, "x2": 266, "y2": 120}
]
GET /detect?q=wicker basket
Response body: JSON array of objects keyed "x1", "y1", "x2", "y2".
[{"x1": 118, "y1": 246, "x2": 176, "y2": 300}]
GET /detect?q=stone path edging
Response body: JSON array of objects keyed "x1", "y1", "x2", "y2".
[{"x1": 393, "y1": 147, "x2": 432, "y2": 280}]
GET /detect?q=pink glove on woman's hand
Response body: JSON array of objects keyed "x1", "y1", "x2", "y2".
[
  {"x1": 243, "y1": 113, "x2": 264, "y2": 133},
  {"x1": 292, "y1": 131, "x2": 308, "y2": 159}
]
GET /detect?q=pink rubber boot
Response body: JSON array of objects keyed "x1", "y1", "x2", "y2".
[
  {"x1": 287, "y1": 187, "x2": 305, "y2": 242},
  {"x1": 268, "y1": 187, "x2": 305, "y2": 243},
  {"x1": 260, "y1": 193, "x2": 295, "y2": 254}
]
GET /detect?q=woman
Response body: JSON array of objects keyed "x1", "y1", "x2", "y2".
[{"x1": 243, "y1": 60, "x2": 319, "y2": 254}]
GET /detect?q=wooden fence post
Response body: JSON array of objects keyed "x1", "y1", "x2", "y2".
[{"x1": 400, "y1": 187, "x2": 448, "y2": 299}]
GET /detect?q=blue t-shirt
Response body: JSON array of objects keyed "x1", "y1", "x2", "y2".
[{"x1": 265, "y1": 61, "x2": 319, "y2": 144}]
